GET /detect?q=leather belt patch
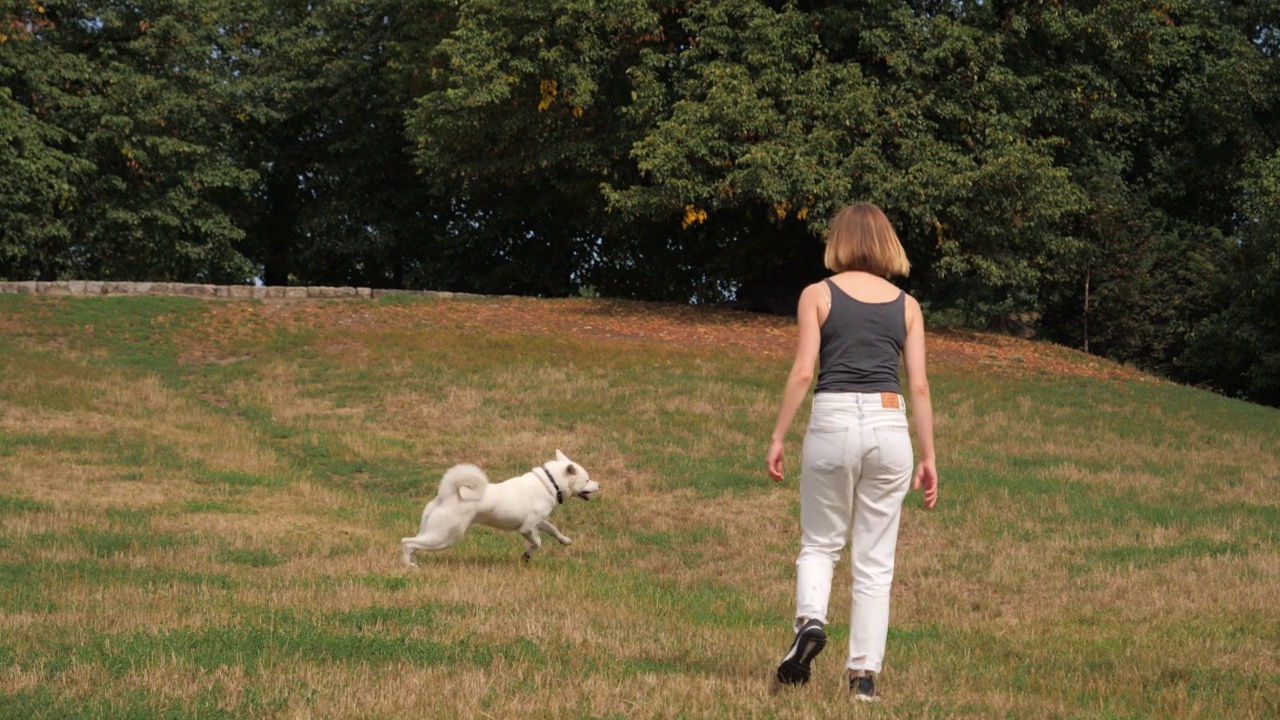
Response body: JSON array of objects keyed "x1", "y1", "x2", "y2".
[{"x1": 881, "y1": 392, "x2": 900, "y2": 409}]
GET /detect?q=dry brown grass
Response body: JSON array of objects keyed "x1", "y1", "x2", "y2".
[{"x1": 1, "y1": 294, "x2": 1277, "y2": 719}]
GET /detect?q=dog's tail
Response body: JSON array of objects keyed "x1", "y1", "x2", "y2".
[{"x1": 438, "y1": 463, "x2": 488, "y2": 503}]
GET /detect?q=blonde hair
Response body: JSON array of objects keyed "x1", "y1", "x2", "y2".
[{"x1": 823, "y1": 203, "x2": 911, "y2": 278}]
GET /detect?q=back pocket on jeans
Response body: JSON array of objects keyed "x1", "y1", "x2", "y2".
[
  {"x1": 802, "y1": 426, "x2": 848, "y2": 474},
  {"x1": 871, "y1": 426, "x2": 913, "y2": 477}
]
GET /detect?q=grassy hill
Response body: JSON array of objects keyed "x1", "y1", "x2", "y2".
[{"x1": 1, "y1": 292, "x2": 1277, "y2": 719}]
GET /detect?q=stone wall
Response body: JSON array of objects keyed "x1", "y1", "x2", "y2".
[{"x1": 0, "y1": 280, "x2": 488, "y2": 301}]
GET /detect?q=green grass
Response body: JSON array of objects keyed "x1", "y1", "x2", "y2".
[{"x1": 0, "y1": 293, "x2": 1277, "y2": 719}]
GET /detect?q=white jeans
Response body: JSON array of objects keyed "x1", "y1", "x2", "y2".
[{"x1": 795, "y1": 391, "x2": 913, "y2": 674}]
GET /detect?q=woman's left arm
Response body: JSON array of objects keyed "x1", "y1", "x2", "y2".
[{"x1": 903, "y1": 295, "x2": 938, "y2": 508}]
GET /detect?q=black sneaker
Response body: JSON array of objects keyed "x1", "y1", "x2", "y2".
[
  {"x1": 850, "y1": 673, "x2": 879, "y2": 702},
  {"x1": 774, "y1": 619, "x2": 826, "y2": 686}
]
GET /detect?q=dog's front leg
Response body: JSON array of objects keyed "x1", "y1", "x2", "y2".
[
  {"x1": 538, "y1": 520, "x2": 572, "y2": 546},
  {"x1": 520, "y1": 528, "x2": 543, "y2": 562}
]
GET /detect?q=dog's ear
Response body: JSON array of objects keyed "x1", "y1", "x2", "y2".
[
  {"x1": 565, "y1": 463, "x2": 577, "y2": 476},
  {"x1": 555, "y1": 449, "x2": 569, "y2": 462}
]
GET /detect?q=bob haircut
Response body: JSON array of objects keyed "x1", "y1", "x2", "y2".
[{"x1": 823, "y1": 203, "x2": 911, "y2": 278}]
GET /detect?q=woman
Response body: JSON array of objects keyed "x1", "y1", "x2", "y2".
[{"x1": 766, "y1": 202, "x2": 938, "y2": 701}]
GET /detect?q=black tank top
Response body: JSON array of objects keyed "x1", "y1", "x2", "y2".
[{"x1": 814, "y1": 278, "x2": 905, "y2": 395}]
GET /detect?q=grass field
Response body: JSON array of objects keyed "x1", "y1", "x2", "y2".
[{"x1": 1, "y1": 292, "x2": 1277, "y2": 719}]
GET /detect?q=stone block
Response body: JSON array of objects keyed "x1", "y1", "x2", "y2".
[{"x1": 181, "y1": 284, "x2": 218, "y2": 297}]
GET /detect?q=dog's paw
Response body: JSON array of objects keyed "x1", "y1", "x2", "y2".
[{"x1": 557, "y1": 536, "x2": 572, "y2": 546}]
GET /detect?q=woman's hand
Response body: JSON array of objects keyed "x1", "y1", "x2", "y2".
[
  {"x1": 766, "y1": 439, "x2": 786, "y2": 482},
  {"x1": 912, "y1": 458, "x2": 938, "y2": 509}
]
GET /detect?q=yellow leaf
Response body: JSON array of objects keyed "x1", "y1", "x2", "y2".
[
  {"x1": 538, "y1": 79, "x2": 558, "y2": 112},
  {"x1": 682, "y1": 204, "x2": 707, "y2": 229}
]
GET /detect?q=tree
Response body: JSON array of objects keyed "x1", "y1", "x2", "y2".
[
  {"x1": 217, "y1": 0, "x2": 451, "y2": 289},
  {"x1": 1178, "y1": 152, "x2": 1280, "y2": 405},
  {"x1": 0, "y1": 3, "x2": 88, "y2": 280},
  {"x1": 5, "y1": 0, "x2": 1279, "y2": 404},
  {"x1": 1029, "y1": 0, "x2": 1278, "y2": 378},
  {"x1": 405, "y1": 0, "x2": 664, "y2": 297},
  {"x1": 602, "y1": 0, "x2": 873, "y2": 308},
  {"x1": 0, "y1": 0, "x2": 258, "y2": 282}
]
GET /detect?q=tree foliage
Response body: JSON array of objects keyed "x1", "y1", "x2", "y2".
[
  {"x1": 2, "y1": 0, "x2": 1278, "y2": 405},
  {"x1": 404, "y1": 0, "x2": 666, "y2": 297},
  {"x1": 1179, "y1": 150, "x2": 1280, "y2": 405},
  {"x1": 1, "y1": 0, "x2": 258, "y2": 281}
]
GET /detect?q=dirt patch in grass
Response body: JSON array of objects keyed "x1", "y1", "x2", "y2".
[{"x1": 181, "y1": 296, "x2": 1149, "y2": 382}]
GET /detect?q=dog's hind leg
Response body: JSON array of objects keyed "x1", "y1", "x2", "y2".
[
  {"x1": 414, "y1": 498, "x2": 441, "y2": 534},
  {"x1": 400, "y1": 537, "x2": 429, "y2": 567},
  {"x1": 399, "y1": 506, "x2": 472, "y2": 566},
  {"x1": 538, "y1": 520, "x2": 572, "y2": 546},
  {"x1": 400, "y1": 531, "x2": 463, "y2": 567},
  {"x1": 399, "y1": 540, "x2": 418, "y2": 567}
]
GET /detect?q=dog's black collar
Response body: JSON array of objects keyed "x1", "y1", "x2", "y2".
[{"x1": 537, "y1": 466, "x2": 564, "y2": 504}]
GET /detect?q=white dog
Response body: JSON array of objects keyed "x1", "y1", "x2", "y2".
[{"x1": 400, "y1": 450, "x2": 599, "y2": 565}]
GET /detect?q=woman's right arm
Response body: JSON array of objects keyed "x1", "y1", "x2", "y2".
[
  {"x1": 903, "y1": 295, "x2": 938, "y2": 509},
  {"x1": 766, "y1": 283, "x2": 823, "y2": 482}
]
